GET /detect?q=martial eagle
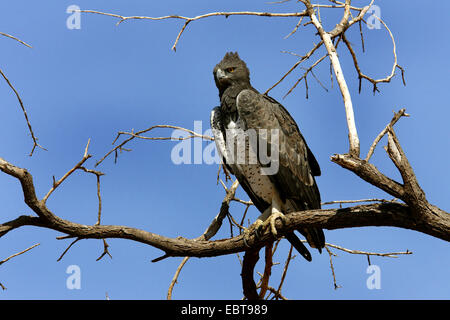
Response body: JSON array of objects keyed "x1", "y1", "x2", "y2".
[{"x1": 210, "y1": 52, "x2": 325, "y2": 261}]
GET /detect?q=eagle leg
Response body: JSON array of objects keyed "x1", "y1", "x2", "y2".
[
  {"x1": 241, "y1": 204, "x2": 273, "y2": 247},
  {"x1": 253, "y1": 195, "x2": 287, "y2": 240},
  {"x1": 257, "y1": 204, "x2": 287, "y2": 239},
  {"x1": 242, "y1": 195, "x2": 288, "y2": 245},
  {"x1": 263, "y1": 210, "x2": 286, "y2": 238}
]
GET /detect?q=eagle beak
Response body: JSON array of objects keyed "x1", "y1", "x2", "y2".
[{"x1": 216, "y1": 68, "x2": 226, "y2": 80}]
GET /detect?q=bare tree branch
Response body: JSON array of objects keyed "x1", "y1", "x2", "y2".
[
  {"x1": 0, "y1": 31, "x2": 32, "y2": 48},
  {"x1": 325, "y1": 246, "x2": 341, "y2": 289},
  {"x1": 274, "y1": 244, "x2": 294, "y2": 299},
  {"x1": 258, "y1": 243, "x2": 274, "y2": 299},
  {"x1": 167, "y1": 256, "x2": 190, "y2": 300},
  {"x1": 43, "y1": 139, "x2": 92, "y2": 203},
  {"x1": 166, "y1": 179, "x2": 240, "y2": 299},
  {"x1": 96, "y1": 125, "x2": 213, "y2": 167},
  {"x1": 284, "y1": 16, "x2": 304, "y2": 39},
  {"x1": 0, "y1": 243, "x2": 40, "y2": 266},
  {"x1": 326, "y1": 243, "x2": 412, "y2": 258},
  {"x1": 96, "y1": 239, "x2": 112, "y2": 261},
  {"x1": 242, "y1": 248, "x2": 260, "y2": 300},
  {"x1": 78, "y1": 9, "x2": 308, "y2": 51},
  {"x1": 366, "y1": 108, "x2": 410, "y2": 161},
  {"x1": 342, "y1": 16, "x2": 405, "y2": 94},
  {"x1": 322, "y1": 198, "x2": 398, "y2": 206},
  {"x1": 57, "y1": 238, "x2": 82, "y2": 262},
  {"x1": 302, "y1": 0, "x2": 360, "y2": 156},
  {"x1": 1, "y1": 153, "x2": 448, "y2": 258},
  {"x1": 0, "y1": 243, "x2": 40, "y2": 290},
  {"x1": 1, "y1": 2, "x2": 448, "y2": 300},
  {"x1": 79, "y1": 166, "x2": 105, "y2": 225},
  {"x1": 0, "y1": 67, "x2": 45, "y2": 156},
  {"x1": 265, "y1": 40, "x2": 324, "y2": 95},
  {"x1": 283, "y1": 52, "x2": 329, "y2": 98}
]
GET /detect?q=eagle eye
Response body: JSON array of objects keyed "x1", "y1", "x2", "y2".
[{"x1": 226, "y1": 67, "x2": 235, "y2": 73}]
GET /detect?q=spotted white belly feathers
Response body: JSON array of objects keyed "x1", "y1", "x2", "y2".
[{"x1": 226, "y1": 117, "x2": 276, "y2": 205}]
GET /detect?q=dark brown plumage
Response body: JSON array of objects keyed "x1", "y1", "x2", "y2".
[{"x1": 211, "y1": 52, "x2": 325, "y2": 261}]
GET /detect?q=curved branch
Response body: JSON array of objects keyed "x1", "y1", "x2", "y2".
[
  {"x1": 1, "y1": 160, "x2": 448, "y2": 257},
  {"x1": 242, "y1": 249, "x2": 260, "y2": 300},
  {"x1": 0, "y1": 243, "x2": 40, "y2": 266},
  {"x1": 79, "y1": 9, "x2": 308, "y2": 51},
  {"x1": 365, "y1": 108, "x2": 410, "y2": 161},
  {"x1": 0, "y1": 67, "x2": 46, "y2": 156},
  {"x1": 342, "y1": 15, "x2": 404, "y2": 94},
  {"x1": 96, "y1": 124, "x2": 213, "y2": 167},
  {"x1": 79, "y1": 9, "x2": 308, "y2": 23},
  {"x1": 0, "y1": 31, "x2": 32, "y2": 48}
]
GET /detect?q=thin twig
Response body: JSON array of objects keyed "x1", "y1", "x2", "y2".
[
  {"x1": 239, "y1": 204, "x2": 252, "y2": 235},
  {"x1": 284, "y1": 16, "x2": 304, "y2": 39},
  {"x1": 283, "y1": 53, "x2": 328, "y2": 98},
  {"x1": 57, "y1": 238, "x2": 82, "y2": 261},
  {"x1": 358, "y1": 20, "x2": 365, "y2": 52},
  {"x1": 165, "y1": 179, "x2": 240, "y2": 298},
  {"x1": 79, "y1": 10, "x2": 307, "y2": 51},
  {"x1": 96, "y1": 125, "x2": 212, "y2": 167},
  {"x1": 0, "y1": 243, "x2": 40, "y2": 290},
  {"x1": 365, "y1": 108, "x2": 410, "y2": 161},
  {"x1": 322, "y1": 198, "x2": 398, "y2": 206},
  {"x1": 172, "y1": 20, "x2": 190, "y2": 51},
  {"x1": 43, "y1": 139, "x2": 92, "y2": 202},
  {"x1": 258, "y1": 243, "x2": 273, "y2": 299},
  {"x1": 309, "y1": 68, "x2": 328, "y2": 92},
  {"x1": 0, "y1": 32, "x2": 32, "y2": 48},
  {"x1": 0, "y1": 243, "x2": 40, "y2": 266},
  {"x1": 227, "y1": 212, "x2": 247, "y2": 231},
  {"x1": 267, "y1": 0, "x2": 292, "y2": 4},
  {"x1": 265, "y1": 41, "x2": 323, "y2": 95},
  {"x1": 167, "y1": 256, "x2": 190, "y2": 300},
  {"x1": 282, "y1": 32, "x2": 343, "y2": 98},
  {"x1": 267, "y1": 286, "x2": 288, "y2": 300},
  {"x1": 96, "y1": 239, "x2": 112, "y2": 261},
  {"x1": 325, "y1": 246, "x2": 341, "y2": 289},
  {"x1": 326, "y1": 243, "x2": 412, "y2": 258},
  {"x1": 274, "y1": 244, "x2": 293, "y2": 299},
  {"x1": 79, "y1": 10, "x2": 308, "y2": 24},
  {"x1": 79, "y1": 166, "x2": 105, "y2": 225},
  {"x1": 0, "y1": 67, "x2": 45, "y2": 156},
  {"x1": 343, "y1": 15, "x2": 404, "y2": 95},
  {"x1": 232, "y1": 197, "x2": 253, "y2": 206}
]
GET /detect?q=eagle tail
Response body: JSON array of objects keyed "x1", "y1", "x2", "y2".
[
  {"x1": 284, "y1": 232, "x2": 312, "y2": 262},
  {"x1": 300, "y1": 228, "x2": 325, "y2": 253}
]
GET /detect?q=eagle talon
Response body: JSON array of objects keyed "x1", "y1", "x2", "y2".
[
  {"x1": 254, "y1": 226, "x2": 262, "y2": 240},
  {"x1": 242, "y1": 235, "x2": 251, "y2": 248},
  {"x1": 241, "y1": 220, "x2": 264, "y2": 247},
  {"x1": 242, "y1": 227, "x2": 254, "y2": 248},
  {"x1": 262, "y1": 211, "x2": 287, "y2": 239}
]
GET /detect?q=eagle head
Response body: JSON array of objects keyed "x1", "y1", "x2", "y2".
[{"x1": 213, "y1": 52, "x2": 251, "y2": 92}]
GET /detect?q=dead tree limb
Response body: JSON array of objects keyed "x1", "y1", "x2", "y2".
[
  {"x1": 0, "y1": 67, "x2": 45, "y2": 156},
  {"x1": 1, "y1": 154, "x2": 448, "y2": 258},
  {"x1": 78, "y1": 9, "x2": 308, "y2": 51}
]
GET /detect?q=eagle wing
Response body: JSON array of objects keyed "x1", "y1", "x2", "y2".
[
  {"x1": 235, "y1": 90, "x2": 321, "y2": 210},
  {"x1": 236, "y1": 89, "x2": 324, "y2": 251}
]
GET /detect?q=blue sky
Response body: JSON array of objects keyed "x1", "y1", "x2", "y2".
[{"x1": 0, "y1": 0, "x2": 449, "y2": 299}]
